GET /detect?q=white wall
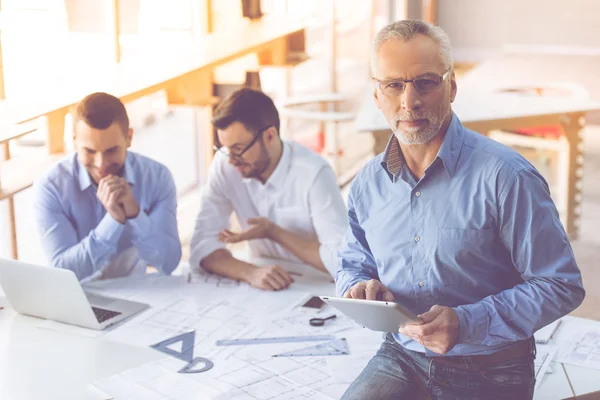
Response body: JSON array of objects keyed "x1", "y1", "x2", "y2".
[{"x1": 437, "y1": 0, "x2": 600, "y2": 62}]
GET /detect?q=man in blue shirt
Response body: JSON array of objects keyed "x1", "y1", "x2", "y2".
[
  {"x1": 34, "y1": 92, "x2": 181, "y2": 282},
  {"x1": 337, "y1": 20, "x2": 585, "y2": 399}
]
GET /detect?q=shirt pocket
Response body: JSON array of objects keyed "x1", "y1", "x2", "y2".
[
  {"x1": 435, "y1": 227, "x2": 496, "y2": 285},
  {"x1": 274, "y1": 207, "x2": 314, "y2": 237}
]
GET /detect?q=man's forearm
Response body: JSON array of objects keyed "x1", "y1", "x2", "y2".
[
  {"x1": 269, "y1": 225, "x2": 328, "y2": 273},
  {"x1": 200, "y1": 249, "x2": 257, "y2": 282},
  {"x1": 454, "y1": 277, "x2": 585, "y2": 347},
  {"x1": 44, "y1": 214, "x2": 124, "y2": 281}
]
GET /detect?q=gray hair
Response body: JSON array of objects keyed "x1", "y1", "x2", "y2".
[{"x1": 371, "y1": 20, "x2": 453, "y2": 73}]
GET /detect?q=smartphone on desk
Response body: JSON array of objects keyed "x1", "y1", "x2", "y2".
[{"x1": 299, "y1": 296, "x2": 327, "y2": 313}]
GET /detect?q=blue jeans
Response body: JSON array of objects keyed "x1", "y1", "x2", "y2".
[{"x1": 342, "y1": 334, "x2": 535, "y2": 400}]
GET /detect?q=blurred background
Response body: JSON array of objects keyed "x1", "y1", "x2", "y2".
[{"x1": 0, "y1": 0, "x2": 599, "y2": 317}]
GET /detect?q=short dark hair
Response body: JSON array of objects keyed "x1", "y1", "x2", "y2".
[
  {"x1": 74, "y1": 92, "x2": 129, "y2": 134},
  {"x1": 211, "y1": 88, "x2": 280, "y2": 136}
]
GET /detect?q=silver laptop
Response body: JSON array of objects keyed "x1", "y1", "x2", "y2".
[{"x1": 0, "y1": 258, "x2": 149, "y2": 330}]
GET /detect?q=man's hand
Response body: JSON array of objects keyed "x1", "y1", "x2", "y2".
[
  {"x1": 343, "y1": 279, "x2": 395, "y2": 301},
  {"x1": 399, "y1": 305, "x2": 459, "y2": 354},
  {"x1": 218, "y1": 218, "x2": 276, "y2": 243},
  {"x1": 97, "y1": 175, "x2": 126, "y2": 224},
  {"x1": 117, "y1": 177, "x2": 140, "y2": 219},
  {"x1": 245, "y1": 265, "x2": 294, "y2": 291}
]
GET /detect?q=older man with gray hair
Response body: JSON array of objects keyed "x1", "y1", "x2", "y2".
[{"x1": 336, "y1": 20, "x2": 584, "y2": 399}]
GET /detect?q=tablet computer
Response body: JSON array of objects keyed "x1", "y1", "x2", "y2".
[{"x1": 320, "y1": 296, "x2": 421, "y2": 332}]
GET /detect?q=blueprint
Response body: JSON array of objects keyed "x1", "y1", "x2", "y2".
[
  {"x1": 92, "y1": 307, "x2": 383, "y2": 399},
  {"x1": 556, "y1": 328, "x2": 600, "y2": 369},
  {"x1": 54, "y1": 260, "x2": 384, "y2": 399},
  {"x1": 93, "y1": 360, "x2": 336, "y2": 400},
  {"x1": 191, "y1": 268, "x2": 251, "y2": 290},
  {"x1": 102, "y1": 288, "x2": 309, "y2": 348}
]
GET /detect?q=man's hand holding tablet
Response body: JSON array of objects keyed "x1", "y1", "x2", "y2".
[
  {"x1": 340, "y1": 279, "x2": 460, "y2": 355},
  {"x1": 343, "y1": 279, "x2": 395, "y2": 301}
]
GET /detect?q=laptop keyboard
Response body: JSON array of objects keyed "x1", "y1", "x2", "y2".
[{"x1": 91, "y1": 307, "x2": 122, "y2": 323}]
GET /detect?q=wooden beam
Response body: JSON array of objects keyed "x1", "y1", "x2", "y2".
[
  {"x1": 164, "y1": 69, "x2": 217, "y2": 107},
  {"x1": 561, "y1": 112, "x2": 585, "y2": 240},
  {"x1": 106, "y1": 0, "x2": 121, "y2": 63},
  {"x1": 422, "y1": 0, "x2": 437, "y2": 24},
  {"x1": 191, "y1": 0, "x2": 213, "y2": 39},
  {"x1": 46, "y1": 110, "x2": 67, "y2": 154},
  {"x1": 0, "y1": 0, "x2": 5, "y2": 99},
  {"x1": 387, "y1": 0, "x2": 409, "y2": 23},
  {"x1": 205, "y1": 0, "x2": 213, "y2": 34}
]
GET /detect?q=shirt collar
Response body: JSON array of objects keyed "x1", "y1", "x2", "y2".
[
  {"x1": 77, "y1": 157, "x2": 93, "y2": 191},
  {"x1": 76, "y1": 152, "x2": 135, "y2": 191},
  {"x1": 381, "y1": 112, "x2": 464, "y2": 179},
  {"x1": 381, "y1": 133, "x2": 403, "y2": 178},
  {"x1": 243, "y1": 141, "x2": 291, "y2": 190}
]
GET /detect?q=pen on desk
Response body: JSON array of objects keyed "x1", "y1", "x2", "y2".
[{"x1": 287, "y1": 271, "x2": 303, "y2": 277}]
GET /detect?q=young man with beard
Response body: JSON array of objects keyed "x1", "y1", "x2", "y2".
[
  {"x1": 337, "y1": 20, "x2": 584, "y2": 399},
  {"x1": 35, "y1": 92, "x2": 181, "y2": 282},
  {"x1": 189, "y1": 88, "x2": 348, "y2": 291}
]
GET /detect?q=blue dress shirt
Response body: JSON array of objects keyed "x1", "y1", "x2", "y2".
[
  {"x1": 336, "y1": 113, "x2": 585, "y2": 356},
  {"x1": 34, "y1": 151, "x2": 181, "y2": 281}
]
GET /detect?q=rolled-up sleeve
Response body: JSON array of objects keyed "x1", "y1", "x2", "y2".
[
  {"x1": 307, "y1": 166, "x2": 349, "y2": 276},
  {"x1": 189, "y1": 154, "x2": 234, "y2": 270},
  {"x1": 454, "y1": 167, "x2": 585, "y2": 346}
]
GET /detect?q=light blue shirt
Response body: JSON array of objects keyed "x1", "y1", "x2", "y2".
[
  {"x1": 34, "y1": 151, "x2": 181, "y2": 281},
  {"x1": 336, "y1": 113, "x2": 585, "y2": 356}
]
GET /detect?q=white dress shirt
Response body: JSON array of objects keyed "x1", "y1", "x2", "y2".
[{"x1": 190, "y1": 140, "x2": 348, "y2": 276}]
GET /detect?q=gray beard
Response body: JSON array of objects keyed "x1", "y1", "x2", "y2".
[
  {"x1": 393, "y1": 124, "x2": 440, "y2": 145},
  {"x1": 391, "y1": 106, "x2": 450, "y2": 145}
]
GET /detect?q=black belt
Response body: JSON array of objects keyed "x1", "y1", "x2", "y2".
[{"x1": 430, "y1": 338, "x2": 535, "y2": 368}]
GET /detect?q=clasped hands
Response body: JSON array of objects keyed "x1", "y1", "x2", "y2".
[{"x1": 97, "y1": 175, "x2": 139, "y2": 224}]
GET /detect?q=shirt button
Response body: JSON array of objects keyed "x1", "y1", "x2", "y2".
[
  {"x1": 418, "y1": 281, "x2": 424, "y2": 287},
  {"x1": 414, "y1": 236, "x2": 420, "y2": 242},
  {"x1": 415, "y1": 191, "x2": 421, "y2": 197}
]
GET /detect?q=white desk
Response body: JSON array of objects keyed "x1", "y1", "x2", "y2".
[
  {"x1": 0, "y1": 263, "x2": 598, "y2": 399},
  {"x1": 0, "y1": 297, "x2": 161, "y2": 400}
]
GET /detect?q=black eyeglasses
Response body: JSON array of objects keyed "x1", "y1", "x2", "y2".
[
  {"x1": 213, "y1": 125, "x2": 272, "y2": 161},
  {"x1": 373, "y1": 69, "x2": 451, "y2": 97}
]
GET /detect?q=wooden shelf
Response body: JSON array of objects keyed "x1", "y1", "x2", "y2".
[
  {"x1": 0, "y1": 16, "x2": 308, "y2": 128},
  {"x1": 0, "y1": 120, "x2": 39, "y2": 145},
  {"x1": 0, "y1": 152, "x2": 64, "y2": 201},
  {"x1": 280, "y1": 51, "x2": 310, "y2": 68}
]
